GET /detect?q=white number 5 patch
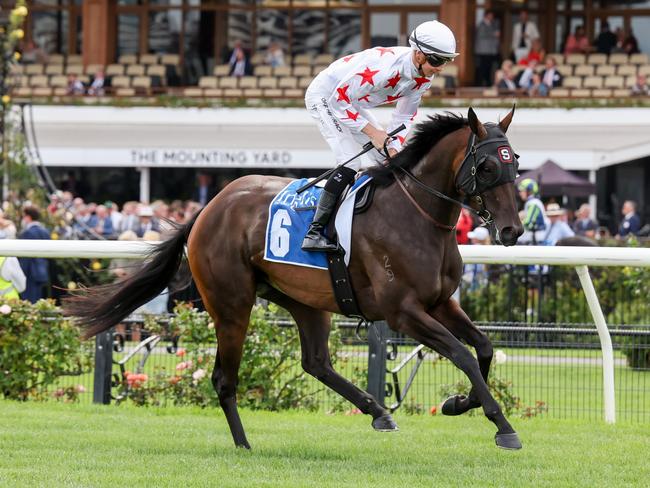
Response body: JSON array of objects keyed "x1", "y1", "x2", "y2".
[{"x1": 497, "y1": 146, "x2": 513, "y2": 163}]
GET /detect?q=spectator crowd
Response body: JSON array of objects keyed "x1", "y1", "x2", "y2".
[
  {"x1": 457, "y1": 177, "x2": 645, "y2": 292},
  {"x1": 458, "y1": 177, "x2": 645, "y2": 249},
  {"x1": 475, "y1": 10, "x2": 649, "y2": 97},
  {"x1": 0, "y1": 192, "x2": 208, "y2": 307}
]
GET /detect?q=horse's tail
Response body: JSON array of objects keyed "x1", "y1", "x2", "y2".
[{"x1": 63, "y1": 211, "x2": 201, "y2": 339}]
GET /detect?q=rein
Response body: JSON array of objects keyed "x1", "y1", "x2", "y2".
[
  {"x1": 388, "y1": 131, "x2": 506, "y2": 228},
  {"x1": 393, "y1": 172, "x2": 455, "y2": 230}
]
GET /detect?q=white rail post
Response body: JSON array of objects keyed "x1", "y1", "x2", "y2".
[{"x1": 575, "y1": 265, "x2": 616, "y2": 424}]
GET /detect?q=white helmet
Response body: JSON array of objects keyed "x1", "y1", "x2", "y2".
[{"x1": 409, "y1": 20, "x2": 459, "y2": 59}]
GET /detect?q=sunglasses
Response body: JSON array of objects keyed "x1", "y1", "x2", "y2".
[{"x1": 425, "y1": 53, "x2": 452, "y2": 67}]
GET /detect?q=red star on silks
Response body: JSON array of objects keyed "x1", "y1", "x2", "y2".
[
  {"x1": 413, "y1": 76, "x2": 430, "y2": 90},
  {"x1": 336, "y1": 85, "x2": 350, "y2": 104},
  {"x1": 397, "y1": 136, "x2": 406, "y2": 145},
  {"x1": 343, "y1": 109, "x2": 360, "y2": 121},
  {"x1": 385, "y1": 72, "x2": 401, "y2": 89},
  {"x1": 342, "y1": 55, "x2": 355, "y2": 63},
  {"x1": 410, "y1": 110, "x2": 417, "y2": 121},
  {"x1": 384, "y1": 93, "x2": 402, "y2": 104},
  {"x1": 356, "y1": 66, "x2": 380, "y2": 86},
  {"x1": 358, "y1": 94, "x2": 371, "y2": 103},
  {"x1": 376, "y1": 47, "x2": 395, "y2": 57}
]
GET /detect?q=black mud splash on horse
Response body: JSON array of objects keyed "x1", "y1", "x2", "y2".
[{"x1": 365, "y1": 112, "x2": 468, "y2": 186}]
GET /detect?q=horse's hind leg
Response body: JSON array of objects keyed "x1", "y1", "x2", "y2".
[
  {"x1": 212, "y1": 325, "x2": 250, "y2": 449},
  {"x1": 262, "y1": 289, "x2": 397, "y2": 431},
  {"x1": 191, "y1": 254, "x2": 256, "y2": 448},
  {"x1": 432, "y1": 298, "x2": 493, "y2": 416}
]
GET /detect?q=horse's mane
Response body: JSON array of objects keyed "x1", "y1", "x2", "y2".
[{"x1": 366, "y1": 112, "x2": 468, "y2": 186}]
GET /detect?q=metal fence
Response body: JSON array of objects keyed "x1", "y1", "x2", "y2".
[
  {"x1": 53, "y1": 313, "x2": 650, "y2": 422},
  {"x1": 5, "y1": 241, "x2": 648, "y2": 421},
  {"x1": 381, "y1": 323, "x2": 650, "y2": 422}
]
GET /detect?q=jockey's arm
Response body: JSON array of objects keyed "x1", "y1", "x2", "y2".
[
  {"x1": 360, "y1": 89, "x2": 424, "y2": 158},
  {"x1": 385, "y1": 91, "x2": 424, "y2": 153}
]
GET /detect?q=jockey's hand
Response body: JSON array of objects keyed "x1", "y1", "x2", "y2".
[
  {"x1": 369, "y1": 130, "x2": 390, "y2": 151},
  {"x1": 362, "y1": 124, "x2": 390, "y2": 151}
]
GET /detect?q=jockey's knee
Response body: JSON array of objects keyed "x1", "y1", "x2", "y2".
[{"x1": 324, "y1": 166, "x2": 356, "y2": 194}]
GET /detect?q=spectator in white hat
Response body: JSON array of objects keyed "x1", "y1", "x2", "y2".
[
  {"x1": 136, "y1": 205, "x2": 160, "y2": 238},
  {"x1": 544, "y1": 203, "x2": 575, "y2": 245},
  {"x1": 468, "y1": 226, "x2": 491, "y2": 244}
]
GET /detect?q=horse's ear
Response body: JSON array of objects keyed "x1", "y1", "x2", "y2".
[
  {"x1": 468, "y1": 107, "x2": 488, "y2": 140},
  {"x1": 499, "y1": 104, "x2": 516, "y2": 133}
]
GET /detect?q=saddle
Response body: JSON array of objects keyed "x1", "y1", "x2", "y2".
[{"x1": 353, "y1": 180, "x2": 376, "y2": 214}]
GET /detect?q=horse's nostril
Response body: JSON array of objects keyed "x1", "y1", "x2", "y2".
[{"x1": 501, "y1": 226, "x2": 518, "y2": 244}]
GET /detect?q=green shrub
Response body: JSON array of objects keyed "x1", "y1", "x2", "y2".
[
  {"x1": 120, "y1": 302, "x2": 349, "y2": 410},
  {"x1": 0, "y1": 299, "x2": 92, "y2": 400}
]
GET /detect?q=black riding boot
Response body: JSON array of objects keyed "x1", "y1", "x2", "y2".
[{"x1": 302, "y1": 166, "x2": 357, "y2": 252}]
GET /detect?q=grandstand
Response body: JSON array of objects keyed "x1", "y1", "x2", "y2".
[
  {"x1": 7, "y1": 50, "x2": 649, "y2": 99},
  {"x1": 4, "y1": 1, "x2": 650, "y2": 100}
]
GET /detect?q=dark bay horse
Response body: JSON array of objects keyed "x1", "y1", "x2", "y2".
[{"x1": 64, "y1": 108, "x2": 524, "y2": 450}]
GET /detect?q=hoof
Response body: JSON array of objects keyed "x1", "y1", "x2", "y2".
[
  {"x1": 372, "y1": 414, "x2": 399, "y2": 432},
  {"x1": 441, "y1": 395, "x2": 468, "y2": 416},
  {"x1": 495, "y1": 432, "x2": 522, "y2": 450}
]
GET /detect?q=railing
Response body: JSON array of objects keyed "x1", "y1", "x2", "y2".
[
  {"x1": 3, "y1": 240, "x2": 650, "y2": 423},
  {"x1": 53, "y1": 317, "x2": 649, "y2": 421}
]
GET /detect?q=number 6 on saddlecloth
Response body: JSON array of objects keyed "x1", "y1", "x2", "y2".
[{"x1": 269, "y1": 209, "x2": 291, "y2": 257}]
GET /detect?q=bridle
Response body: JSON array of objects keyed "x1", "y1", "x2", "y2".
[{"x1": 388, "y1": 123, "x2": 519, "y2": 232}]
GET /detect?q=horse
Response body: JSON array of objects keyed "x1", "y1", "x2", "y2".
[{"x1": 64, "y1": 107, "x2": 524, "y2": 450}]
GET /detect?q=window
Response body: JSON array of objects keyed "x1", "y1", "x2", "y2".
[
  {"x1": 329, "y1": 10, "x2": 361, "y2": 57},
  {"x1": 256, "y1": 10, "x2": 289, "y2": 54},
  {"x1": 292, "y1": 10, "x2": 326, "y2": 55},
  {"x1": 148, "y1": 9, "x2": 181, "y2": 54},
  {"x1": 118, "y1": 14, "x2": 140, "y2": 56},
  {"x1": 32, "y1": 10, "x2": 69, "y2": 54}
]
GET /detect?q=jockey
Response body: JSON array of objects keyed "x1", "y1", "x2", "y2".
[
  {"x1": 517, "y1": 178, "x2": 548, "y2": 244},
  {"x1": 302, "y1": 20, "x2": 459, "y2": 251}
]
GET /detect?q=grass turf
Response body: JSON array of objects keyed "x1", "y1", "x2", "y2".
[{"x1": 0, "y1": 401, "x2": 648, "y2": 487}]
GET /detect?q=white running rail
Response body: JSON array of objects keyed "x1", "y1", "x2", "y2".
[{"x1": 4, "y1": 240, "x2": 650, "y2": 424}]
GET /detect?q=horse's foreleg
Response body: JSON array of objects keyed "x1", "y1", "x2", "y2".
[
  {"x1": 432, "y1": 298, "x2": 493, "y2": 416},
  {"x1": 390, "y1": 302, "x2": 521, "y2": 449}
]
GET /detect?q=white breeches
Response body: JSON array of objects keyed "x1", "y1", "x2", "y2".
[{"x1": 305, "y1": 90, "x2": 386, "y2": 171}]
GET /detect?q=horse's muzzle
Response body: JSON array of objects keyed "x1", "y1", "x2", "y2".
[{"x1": 500, "y1": 226, "x2": 522, "y2": 246}]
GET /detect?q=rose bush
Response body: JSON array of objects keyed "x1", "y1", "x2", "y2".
[
  {"x1": 122, "y1": 302, "x2": 349, "y2": 411},
  {"x1": 0, "y1": 299, "x2": 92, "y2": 400}
]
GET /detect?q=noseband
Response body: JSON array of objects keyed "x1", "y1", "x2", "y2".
[{"x1": 391, "y1": 123, "x2": 519, "y2": 229}]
